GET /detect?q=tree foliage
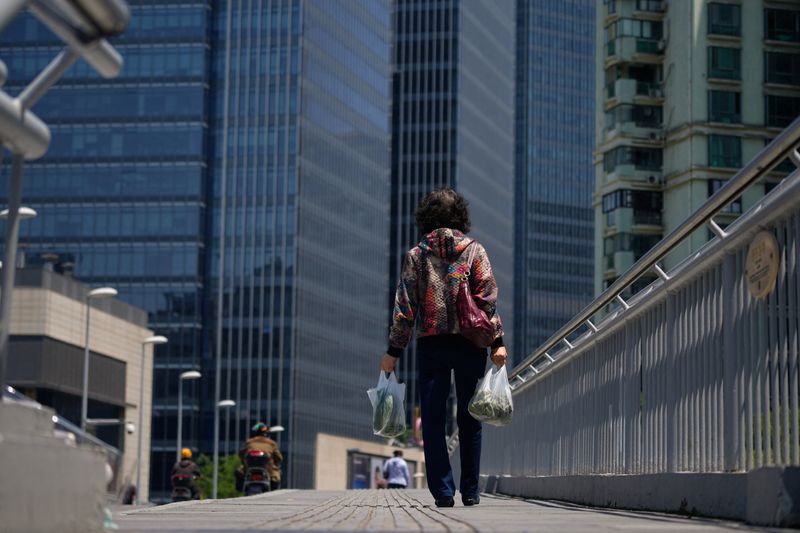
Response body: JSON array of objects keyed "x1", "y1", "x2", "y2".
[{"x1": 196, "y1": 454, "x2": 241, "y2": 499}]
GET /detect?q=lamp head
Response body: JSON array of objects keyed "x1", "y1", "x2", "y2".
[
  {"x1": 88, "y1": 287, "x2": 117, "y2": 299},
  {"x1": 143, "y1": 335, "x2": 168, "y2": 345},
  {"x1": 0, "y1": 207, "x2": 37, "y2": 220},
  {"x1": 179, "y1": 370, "x2": 201, "y2": 380}
]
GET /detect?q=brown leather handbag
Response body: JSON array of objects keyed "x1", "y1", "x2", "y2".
[{"x1": 457, "y1": 242, "x2": 495, "y2": 347}]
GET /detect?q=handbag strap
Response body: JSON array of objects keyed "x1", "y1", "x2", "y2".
[{"x1": 464, "y1": 241, "x2": 478, "y2": 280}]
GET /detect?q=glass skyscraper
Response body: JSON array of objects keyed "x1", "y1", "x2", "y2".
[
  {"x1": 390, "y1": 0, "x2": 515, "y2": 413},
  {"x1": 1, "y1": 0, "x2": 391, "y2": 496},
  {"x1": 210, "y1": 0, "x2": 391, "y2": 488},
  {"x1": 0, "y1": 1, "x2": 210, "y2": 500},
  {"x1": 514, "y1": 0, "x2": 595, "y2": 361}
]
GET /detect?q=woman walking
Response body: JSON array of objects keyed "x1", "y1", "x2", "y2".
[{"x1": 380, "y1": 187, "x2": 507, "y2": 508}]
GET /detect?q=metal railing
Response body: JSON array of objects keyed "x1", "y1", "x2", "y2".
[
  {"x1": 3, "y1": 385, "x2": 124, "y2": 494},
  {"x1": 482, "y1": 117, "x2": 800, "y2": 476}
]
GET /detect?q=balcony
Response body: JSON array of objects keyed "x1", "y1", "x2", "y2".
[
  {"x1": 606, "y1": 79, "x2": 663, "y2": 104},
  {"x1": 606, "y1": 37, "x2": 664, "y2": 63}
]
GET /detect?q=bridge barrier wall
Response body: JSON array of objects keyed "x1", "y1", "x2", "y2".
[{"x1": 481, "y1": 144, "x2": 800, "y2": 525}]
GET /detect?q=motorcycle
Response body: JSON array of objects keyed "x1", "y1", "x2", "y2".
[
  {"x1": 170, "y1": 474, "x2": 194, "y2": 502},
  {"x1": 242, "y1": 449, "x2": 272, "y2": 496}
]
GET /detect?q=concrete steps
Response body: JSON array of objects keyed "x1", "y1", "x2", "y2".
[{"x1": 0, "y1": 400, "x2": 107, "y2": 533}]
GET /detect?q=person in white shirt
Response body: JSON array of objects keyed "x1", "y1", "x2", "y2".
[{"x1": 382, "y1": 450, "x2": 411, "y2": 489}]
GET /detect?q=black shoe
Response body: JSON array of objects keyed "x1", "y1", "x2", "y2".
[
  {"x1": 462, "y1": 496, "x2": 480, "y2": 506},
  {"x1": 435, "y1": 497, "x2": 455, "y2": 508}
]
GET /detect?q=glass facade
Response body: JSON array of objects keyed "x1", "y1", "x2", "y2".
[
  {"x1": 0, "y1": 1, "x2": 210, "y2": 501},
  {"x1": 2, "y1": 0, "x2": 391, "y2": 496},
  {"x1": 204, "y1": 0, "x2": 392, "y2": 490},
  {"x1": 514, "y1": 0, "x2": 595, "y2": 361},
  {"x1": 389, "y1": 0, "x2": 515, "y2": 417}
]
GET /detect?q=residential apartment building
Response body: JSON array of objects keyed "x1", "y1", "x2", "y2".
[
  {"x1": 514, "y1": 0, "x2": 595, "y2": 362},
  {"x1": 595, "y1": 0, "x2": 799, "y2": 294}
]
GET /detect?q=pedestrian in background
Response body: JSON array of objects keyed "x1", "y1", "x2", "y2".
[
  {"x1": 382, "y1": 450, "x2": 410, "y2": 489},
  {"x1": 380, "y1": 187, "x2": 507, "y2": 508},
  {"x1": 374, "y1": 466, "x2": 388, "y2": 489}
]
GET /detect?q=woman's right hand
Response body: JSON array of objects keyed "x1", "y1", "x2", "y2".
[
  {"x1": 490, "y1": 346, "x2": 507, "y2": 367},
  {"x1": 380, "y1": 354, "x2": 398, "y2": 373}
]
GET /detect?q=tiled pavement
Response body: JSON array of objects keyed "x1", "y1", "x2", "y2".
[{"x1": 113, "y1": 489, "x2": 782, "y2": 532}]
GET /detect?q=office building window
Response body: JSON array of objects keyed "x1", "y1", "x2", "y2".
[
  {"x1": 708, "y1": 3, "x2": 741, "y2": 36},
  {"x1": 604, "y1": 0, "x2": 616, "y2": 15},
  {"x1": 765, "y1": 51, "x2": 800, "y2": 86},
  {"x1": 602, "y1": 189, "x2": 663, "y2": 225},
  {"x1": 708, "y1": 46, "x2": 741, "y2": 80},
  {"x1": 636, "y1": 1, "x2": 665, "y2": 13},
  {"x1": 708, "y1": 134, "x2": 741, "y2": 168},
  {"x1": 708, "y1": 90, "x2": 741, "y2": 123},
  {"x1": 765, "y1": 8, "x2": 800, "y2": 43},
  {"x1": 708, "y1": 179, "x2": 742, "y2": 213},
  {"x1": 766, "y1": 95, "x2": 800, "y2": 128}
]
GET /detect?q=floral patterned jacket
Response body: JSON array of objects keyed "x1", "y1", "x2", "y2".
[{"x1": 387, "y1": 228, "x2": 504, "y2": 356}]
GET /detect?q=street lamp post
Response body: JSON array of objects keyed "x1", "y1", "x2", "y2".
[
  {"x1": 213, "y1": 398, "x2": 235, "y2": 499},
  {"x1": 136, "y1": 335, "x2": 167, "y2": 505},
  {"x1": 176, "y1": 370, "x2": 201, "y2": 461},
  {"x1": 0, "y1": 205, "x2": 36, "y2": 388},
  {"x1": 80, "y1": 286, "x2": 117, "y2": 432}
]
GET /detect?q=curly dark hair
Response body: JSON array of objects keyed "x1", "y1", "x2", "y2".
[{"x1": 415, "y1": 187, "x2": 471, "y2": 235}]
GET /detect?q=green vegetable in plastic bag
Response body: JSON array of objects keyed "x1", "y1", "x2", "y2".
[
  {"x1": 368, "y1": 371, "x2": 406, "y2": 438},
  {"x1": 468, "y1": 364, "x2": 514, "y2": 427}
]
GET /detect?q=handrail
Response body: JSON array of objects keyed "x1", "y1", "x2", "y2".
[{"x1": 510, "y1": 115, "x2": 800, "y2": 384}]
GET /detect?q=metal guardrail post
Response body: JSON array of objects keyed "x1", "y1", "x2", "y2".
[
  {"x1": 665, "y1": 291, "x2": 677, "y2": 472},
  {"x1": 722, "y1": 253, "x2": 739, "y2": 471}
]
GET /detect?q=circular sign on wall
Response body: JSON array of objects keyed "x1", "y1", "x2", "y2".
[{"x1": 745, "y1": 230, "x2": 780, "y2": 299}]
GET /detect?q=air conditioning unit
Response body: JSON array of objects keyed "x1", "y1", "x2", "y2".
[
  {"x1": 647, "y1": 175, "x2": 660, "y2": 185},
  {"x1": 648, "y1": 88, "x2": 663, "y2": 98},
  {"x1": 648, "y1": 131, "x2": 663, "y2": 141},
  {"x1": 657, "y1": 39, "x2": 667, "y2": 51}
]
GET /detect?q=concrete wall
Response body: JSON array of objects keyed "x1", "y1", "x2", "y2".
[
  {"x1": 481, "y1": 468, "x2": 800, "y2": 527},
  {"x1": 314, "y1": 433, "x2": 426, "y2": 490},
  {"x1": 9, "y1": 285, "x2": 154, "y2": 501}
]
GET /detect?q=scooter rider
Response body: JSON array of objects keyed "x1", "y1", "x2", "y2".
[
  {"x1": 171, "y1": 448, "x2": 201, "y2": 499},
  {"x1": 239, "y1": 422, "x2": 283, "y2": 491}
]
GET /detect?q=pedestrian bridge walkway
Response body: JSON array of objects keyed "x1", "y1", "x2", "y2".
[{"x1": 113, "y1": 489, "x2": 775, "y2": 532}]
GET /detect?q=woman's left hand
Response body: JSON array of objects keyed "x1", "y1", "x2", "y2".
[
  {"x1": 380, "y1": 354, "x2": 398, "y2": 373},
  {"x1": 490, "y1": 346, "x2": 507, "y2": 367}
]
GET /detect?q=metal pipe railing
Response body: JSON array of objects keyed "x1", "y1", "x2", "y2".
[{"x1": 510, "y1": 115, "x2": 800, "y2": 385}]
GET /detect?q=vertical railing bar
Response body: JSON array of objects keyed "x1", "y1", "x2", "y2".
[
  {"x1": 723, "y1": 252, "x2": 738, "y2": 470},
  {"x1": 693, "y1": 277, "x2": 702, "y2": 471},
  {"x1": 770, "y1": 240, "x2": 781, "y2": 465},
  {"x1": 702, "y1": 270, "x2": 711, "y2": 471},
  {"x1": 757, "y1": 291, "x2": 767, "y2": 467},
  {"x1": 756, "y1": 288, "x2": 772, "y2": 465},
  {"x1": 737, "y1": 250, "x2": 748, "y2": 469},
  {"x1": 666, "y1": 290, "x2": 677, "y2": 472},
  {"x1": 677, "y1": 288, "x2": 684, "y2": 470},
  {"x1": 712, "y1": 264, "x2": 723, "y2": 471},
  {"x1": 778, "y1": 219, "x2": 790, "y2": 464},
  {"x1": 790, "y1": 212, "x2": 800, "y2": 465},
  {"x1": 658, "y1": 301, "x2": 665, "y2": 472}
]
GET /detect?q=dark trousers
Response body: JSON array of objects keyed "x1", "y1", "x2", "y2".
[
  {"x1": 387, "y1": 483, "x2": 406, "y2": 489},
  {"x1": 417, "y1": 335, "x2": 487, "y2": 500}
]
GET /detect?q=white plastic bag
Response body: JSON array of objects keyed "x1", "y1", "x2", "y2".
[
  {"x1": 467, "y1": 364, "x2": 513, "y2": 426},
  {"x1": 367, "y1": 371, "x2": 407, "y2": 438}
]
